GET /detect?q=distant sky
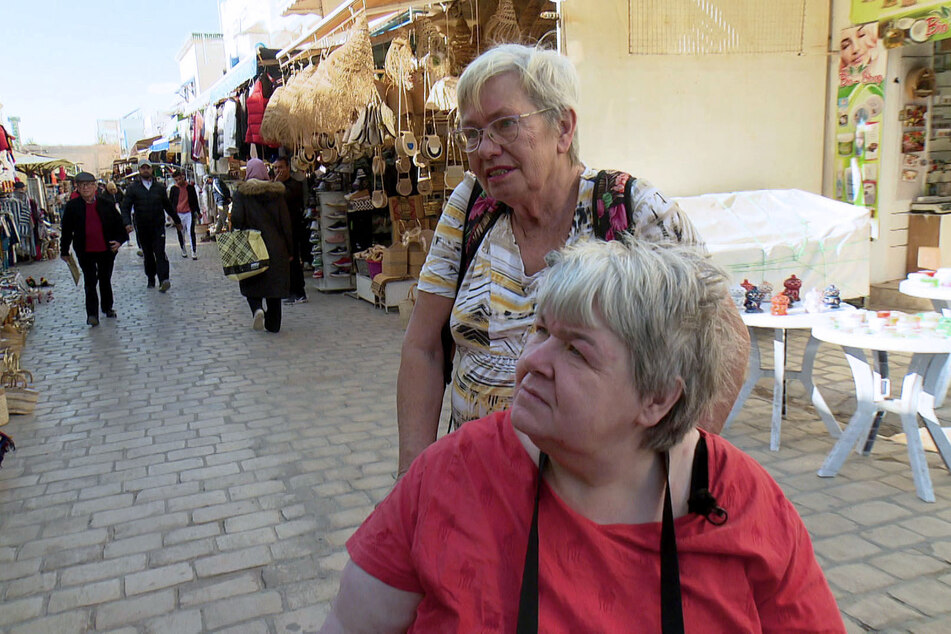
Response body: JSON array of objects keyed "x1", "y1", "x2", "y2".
[{"x1": 2, "y1": 0, "x2": 222, "y2": 146}]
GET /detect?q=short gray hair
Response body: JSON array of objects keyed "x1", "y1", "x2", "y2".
[
  {"x1": 457, "y1": 44, "x2": 581, "y2": 165},
  {"x1": 537, "y1": 237, "x2": 733, "y2": 451}
]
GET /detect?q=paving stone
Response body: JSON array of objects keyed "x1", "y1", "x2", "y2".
[
  {"x1": 3, "y1": 572, "x2": 56, "y2": 599},
  {"x1": 272, "y1": 603, "x2": 331, "y2": 631},
  {"x1": 48, "y1": 579, "x2": 122, "y2": 613},
  {"x1": 163, "y1": 523, "x2": 221, "y2": 546},
  {"x1": 825, "y1": 562, "x2": 898, "y2": 595},
  {"x1": 61, "y1": 554, "x2": 147, "y2": 586},
  {"x1": 872, "y1": 552, "x2": 949, "y2": 579},
  {"x1": 192, "y1": 500, "x2": 259, "y2": 524},
  {"x1": 143, "y1": 609, "x2": 203, "y2": 634},
  {"x1": 104, "y1": 533, "x2": 163, "y2": 559},
  {"x1": 179, "y1": 571, "x2": 261, "y2": 607},
  {"x1": 124, "y1": 562, "x2": 194, "y2": 595},
  {"x1": 149, "y1": 538, "x2": 216, "y2": 567},
  {"x1": 216, "y1": 527, "x2": 277, "y2": 550},
  {"x1": 7, "y1": 611, "x2": 90, "y2": 634},
  {"x1": 889, "y1": 579, "x2": 951, "y2": 617},
  {"x1": 194, "y1": 545, "x2": 272, "y2": 578},
  {"x1": 223, "y1": 510, "x2": 281, "y2": 533},
  {"x1": 0, "y1": 597, "x2": 44, "y2": 627},
  {"x1": 201, "y1": 591, "x2": 283, "y2": 630},
  {"x1": 94, "y1": 590, "x2": 175, "y2": 630}
]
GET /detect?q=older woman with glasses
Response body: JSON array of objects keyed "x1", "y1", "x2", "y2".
[
  {"x1": 325, "y1": 238, "x2": 842, "y2": 632},
  {"x1": 397, "y1": 44, "x2": 749, "y2": 477}
]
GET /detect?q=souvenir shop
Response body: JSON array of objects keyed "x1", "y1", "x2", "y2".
[
  {"x1": 175, "y1": 0, "x2": 558, "y2": 305},
  {"x1": 0, "y1": 126, "x2": 53, "y2": 431}
]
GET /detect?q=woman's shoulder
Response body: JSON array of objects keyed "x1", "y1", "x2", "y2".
[
  {"x1": 413, "y1": 411, "x2": 530, "y2": 481},
  {"x1": 702, "y1": 431, "x2": 798, "y2": 521}
]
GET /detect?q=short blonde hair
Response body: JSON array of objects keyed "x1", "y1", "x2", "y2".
[
  {"x1": 457, "y1": 44, "x2": 581, "y2": 165},
  {"x1": 537, "y1": 237, "x2": 733, "y2": 451},
  {"x1": 105, "y1": 182, "x2": 117, "y2": 194}
]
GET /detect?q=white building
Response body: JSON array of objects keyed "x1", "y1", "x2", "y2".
[{"x1": 176, "y1": 33, "x2": 228, "y2": 102}]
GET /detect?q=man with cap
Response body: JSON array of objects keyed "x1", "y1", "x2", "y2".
[
  {"x1": 120, "y1": 159, "x2": 182, "y2": 292},
  {"x1": 60, "y1": 172, "x2": 128, "y2": 326}
]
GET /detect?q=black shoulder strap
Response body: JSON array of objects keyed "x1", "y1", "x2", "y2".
[
  {"x1": 515, "y1": 452, "x2": 547, "y2": 633},
  {"x1": 516, "y1": 435, "x2": 726, "y2": 633}
]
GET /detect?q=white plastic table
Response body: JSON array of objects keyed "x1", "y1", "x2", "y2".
[
  {"x1": 899, "y1": 280, "x2": 951, "y2": 407},
  {"x1": 812, "y1": 325, "x2": 951, "y2": 503},
  {"x1": 723, "y1": 306, "x2": 845, "y2": 451}
]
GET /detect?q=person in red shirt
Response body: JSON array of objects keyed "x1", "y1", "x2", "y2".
[
  {"x1": 322, "y1": 238, "x2": 844, "y2": 633},
  {"x1": 60, "y1": 172, "x2": 128, "y2": 326}
]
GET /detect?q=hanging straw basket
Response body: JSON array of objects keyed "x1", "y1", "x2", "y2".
[
  {"x1": 485, "y1": 0, "x2": 522, "y2": 44},
  {"x1": 299, "y1": 12, "x2": 376, "y2": 136}
]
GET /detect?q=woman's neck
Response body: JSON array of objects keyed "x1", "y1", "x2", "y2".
[
  {"x1": 509, "y1": 162, "x2": 583, "y2": 229},
  {"x1": 542, "y1": 429, "x2": 700, "y2": 525}
]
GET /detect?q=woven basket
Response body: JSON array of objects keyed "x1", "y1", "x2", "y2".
[
  {"x1": 3, "y1": 374, "x2": 37, "y2": 416},
  {"x1": 0, "y1": 388, "x2": 9, "y2": 426}
]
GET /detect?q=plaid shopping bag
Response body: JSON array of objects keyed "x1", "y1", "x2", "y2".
[{"x1": 216, "y1": 229, "x2": 270, "y2": 281}]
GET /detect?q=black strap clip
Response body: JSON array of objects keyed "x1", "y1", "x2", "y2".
[{"x1": 687, "y1": 488, "x2": 728, "y2": 526}]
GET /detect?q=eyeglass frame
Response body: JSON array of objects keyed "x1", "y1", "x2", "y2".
[{"x1": 452, "y1": 108, "x2": 554, "y2": 153}]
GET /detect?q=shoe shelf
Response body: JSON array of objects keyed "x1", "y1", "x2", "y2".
[{"x1": 314, "y1": 191, "x2": 354, "y2": 292}]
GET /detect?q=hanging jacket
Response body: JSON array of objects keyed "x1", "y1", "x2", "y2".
[{"x1": 245, "y1": 79, "x2": 277, "y2": 147}]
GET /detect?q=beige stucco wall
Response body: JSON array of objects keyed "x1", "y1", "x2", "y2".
[{"x1": 561, "y1": 1, "x2": 832, "y2": 197}]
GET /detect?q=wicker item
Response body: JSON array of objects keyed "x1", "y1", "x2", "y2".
[
  {"x1": 385, "y1": 36, "x2": 416, "y2": 91},
  {"x1": 2, "y1": 374, "x2": 37, "y2": 415},
  {"x1": 485, "y1": 0, "x2": 522, "y2": 44},
  {"x1": 448, "y1": 10, "x2": 475, "y2": 75},
  {"x1": 0, "y1": 388, "x2": 8, "y2": 426},
  {"x1": 301, "y1": 12, "x2": 376, "y2": 136}
]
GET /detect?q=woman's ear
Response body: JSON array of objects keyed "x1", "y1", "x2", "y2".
[
  {"x1": 635, "y1": 379, "x2": 684, "y2": 429},
  {"x1": 556, "y1": 108, "x2": 577, "y2": 154}
]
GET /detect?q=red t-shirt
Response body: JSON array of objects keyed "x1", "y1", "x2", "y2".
[
  {"x1": 84, "y1": 200, "x2": 107, "y2": 253},
  {"x1": 347, "y1": 411, "x2": 844, "y2": 633}
]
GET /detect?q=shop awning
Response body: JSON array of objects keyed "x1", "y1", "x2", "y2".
[
  {"x1": 130, "y1": 135, "x2": 163, "y2": 154},
  {"x1": 11, "y1": 150, "x2": 77, "y2": 175}
]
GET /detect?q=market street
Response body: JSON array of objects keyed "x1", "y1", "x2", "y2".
[{"x1": 1, "y1": 237, "x2": 951, "y2": 632}]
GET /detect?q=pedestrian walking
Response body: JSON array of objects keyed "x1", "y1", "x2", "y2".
[
  {"x1": 60, "y1": 172, "x2": 128, "y2": 326},
  {"x1": 120, "y1": 159, "x2": 183, "y2": 292},
  {"x1": 170, "y1": 170, "x2": 200, "y2": 259},
  {"x1": 273, "y1": 156, "x2": 307, "y2": 304},
  {"x1": 231, "y1": 158, "x2": 293, "y2": 333},
  {"x1": 211, "y1": 176, "x2": 232, "y2": 234}
]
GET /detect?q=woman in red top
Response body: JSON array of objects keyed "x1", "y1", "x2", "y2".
[{"x1": 322, "y1": 238, "x2": 844, "y2": 633}]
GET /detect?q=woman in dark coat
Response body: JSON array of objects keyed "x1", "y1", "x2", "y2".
[{"x1": 231, "y1": 158, "x2": 293, "y2": 332}]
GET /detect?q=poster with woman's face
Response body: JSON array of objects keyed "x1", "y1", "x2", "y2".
[{"x1": 840, "y1": 23, "x2": 886, "y2": 87}]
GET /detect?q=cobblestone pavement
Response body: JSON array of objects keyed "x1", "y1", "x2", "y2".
[{"x1": 1, "y1": 238, "x2": 950, "y2": 632}]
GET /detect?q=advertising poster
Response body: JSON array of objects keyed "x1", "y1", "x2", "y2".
[{"x1": 837, "y1": 24, "x2": 886, "y2": 218}]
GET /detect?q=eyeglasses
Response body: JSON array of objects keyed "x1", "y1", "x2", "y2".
[{"x1": 452, "y1": 108, "x2": 553, "y2": 153}]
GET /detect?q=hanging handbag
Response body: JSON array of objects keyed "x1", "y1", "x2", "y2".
[{"x1": 216, "y1": 229, "x2": 270, "y2": 281}]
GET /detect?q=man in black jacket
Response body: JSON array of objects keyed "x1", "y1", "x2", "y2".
[
  {"x1": 61, "y1": 172, "x2": 128, "y2": 326},
  {"x1": 120, "y1": 159, "x2": 182, "y2": 292}
]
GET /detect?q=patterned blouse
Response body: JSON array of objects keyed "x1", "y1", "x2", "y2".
[{"x1": 417, "y1": 167, "x2": 701, "y2": 425}]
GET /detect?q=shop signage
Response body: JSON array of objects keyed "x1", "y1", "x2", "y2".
[
  {"x1": 879, "y1": 6, "x2": 951, "y2": 48},
  {"x1": 851, "y1": 0, "x2": 948, "y2": 26}
]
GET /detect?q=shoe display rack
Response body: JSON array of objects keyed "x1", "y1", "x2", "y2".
[{"x1": 315, "y1": 191, "x2": 354, "y2": 292}]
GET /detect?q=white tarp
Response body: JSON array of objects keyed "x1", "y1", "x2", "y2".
[{"x1": 674, "y1": 189, "x2": 871, "y2": 299}]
